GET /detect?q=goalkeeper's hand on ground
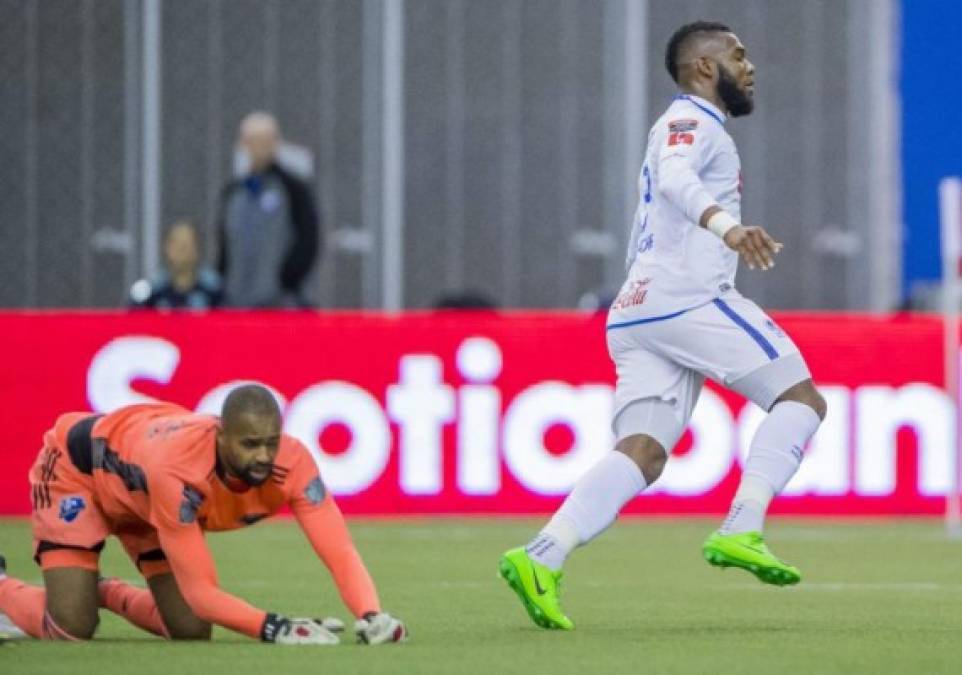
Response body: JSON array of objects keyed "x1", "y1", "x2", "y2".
[
  {"x1": 261, "y1": 613, "x2": 341, "y2": 645},
  {"x1": 354, "y1": 611, "x2": 408, "y2": 644}
]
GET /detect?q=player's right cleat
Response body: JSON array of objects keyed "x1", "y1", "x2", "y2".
[
  {"x1": 0, "y1": 553, "x2": 6, "y2": 579},
  {"x1": 702, "y1": 531, "x2": 801, "y2": 586},
  {"x1": 498, "y1": 547, "x2": 573, "y2": 630}
]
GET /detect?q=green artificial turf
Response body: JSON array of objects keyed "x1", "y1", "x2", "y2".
[{"x1": 2, "y1": 517, "x2": 962, "y2": 674}]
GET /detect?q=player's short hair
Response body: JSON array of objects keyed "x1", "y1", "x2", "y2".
[
  {"x1": 665, "y1": 21, "x2": 732, "y2": 83},
  {"x1": 222, "y1": 384, "x2": 280, "y2": 424}
]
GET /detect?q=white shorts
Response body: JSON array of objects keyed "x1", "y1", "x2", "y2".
[{"x1": 606, "y1": 290, "x2": 811, "y2": 450}]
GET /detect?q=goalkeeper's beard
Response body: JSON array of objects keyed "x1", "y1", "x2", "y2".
[
  {"x1": 238, "y1": 462, "x2": 273, "y2": 487},
  {"x1": 222, "y1": 455, "x2": 273, "y2": 488}
]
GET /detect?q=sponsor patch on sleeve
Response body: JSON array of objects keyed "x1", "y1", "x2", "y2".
[
  {"x1": 179, "y1": 485, "x2": 205, "y2": 524},
  {"x1": 668, "y1": 118, "x2": 698, "y2": 133},
  {"x1": 303, "y1": 476, "x2": 327, "y2": 505}
]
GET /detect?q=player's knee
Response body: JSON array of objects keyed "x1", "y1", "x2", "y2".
[
  {"x1": 775, "y1": 380, "x2": 827, "y2": 421},
  {"x1": 48, "y1": 606, "x2": 99, "y2": 640},
  {"x1": 615, "y1": 435, "x2": 668, "y2": 485},
  {"x1": 166, "y1": 619, "x2": 212, "y2": 641},
  {"x1": 808, "y1": 390, "x2": 828, "y2": 420}
]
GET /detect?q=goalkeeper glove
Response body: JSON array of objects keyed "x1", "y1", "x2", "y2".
[
  {"x1": 354, "y1": 611, "x2": 408, "y2": 645},
  {"x1": 261, "y1": 613, "x2": 341, "y2": 645}
]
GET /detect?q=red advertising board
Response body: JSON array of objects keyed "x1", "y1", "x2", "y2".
[{"x1": 0, "y1": 311, "x2": 950, "y2": 515}]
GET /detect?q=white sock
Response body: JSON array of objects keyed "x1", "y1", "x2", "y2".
[
  {"x1": 720, "y1": 400, "x2": 821, "y2": 534},
  {"x1": 527, "y1": 451, "x2": 647, "y2": 570}
]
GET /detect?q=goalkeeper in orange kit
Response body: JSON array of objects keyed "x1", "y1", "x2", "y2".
[{"x1": 0, "y1": 384, "x2": 406, "y2": 645}]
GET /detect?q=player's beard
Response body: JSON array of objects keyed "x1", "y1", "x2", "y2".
[
  {"x1": 239, "y1": 462, "x2": 273, "y2": 487},
  {"x1": 716, "y1": 62, "x2": 753, "y2": 117}
]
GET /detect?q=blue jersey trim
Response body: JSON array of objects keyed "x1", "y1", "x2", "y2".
[
  {"x1": 711, "y1": 299, "x2": 779, "y2": 360},
  {"x1": 674, "y1": 95, "x2": 725, "y2": 126},
  {"x1": 606, "y1": 306, "x2": 695, "y2": 330}
]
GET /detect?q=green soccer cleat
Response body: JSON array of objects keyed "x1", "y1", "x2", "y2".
[
  {"x1": 498, "y1": 547, "x2": 574, "y2": 630},
  {"x1": 702, "y1": 531, "x2": 801, "y2": 586}
]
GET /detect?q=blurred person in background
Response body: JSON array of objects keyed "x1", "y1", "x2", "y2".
[
  {"x1": 217, "y1": 112, "x2": 320, "y2": 309},
  {"x1": 129, "y1": 220, "x2": 223, "y2": 310}
]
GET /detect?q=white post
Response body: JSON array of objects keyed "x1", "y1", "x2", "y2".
[
  {"x1": 142, "y1": 0, "x2": 162, "y2": 279},
  {"x1": 381, "y1": 0, "x2": 404, "y2": 311},
  {"x1": 940, "y1": 177, "x2": 962, "y2": 535}
]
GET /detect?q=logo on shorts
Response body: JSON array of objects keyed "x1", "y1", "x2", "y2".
[
  {"x1": 764, "y1": 319, "x2": 786, "y2": 338},
  {"x1": 58, "y1": 496, "x2": 86, "y2": 523},
  {"x1": 304, "y1": 476, "x2": 327, "y2": 505}
]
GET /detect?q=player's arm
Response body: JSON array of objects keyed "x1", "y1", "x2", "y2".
[
  {"x1": 151, "y1": 476, "x2": 338, "y2": 644},
  {"x1": 289, "y1": 472, "x2": 380, "y2": 617},
  {"x1": 288, "y1": 456, "x2": 407, "y2": 644},
  {"x1": 657, "y1": 120, "x2": 719, "y2": 227},
  {"x1": 700, "y1": 205, "x2": 782, "y2": 271},
  {"x1": 656, "y1": 120, "x2": 781, "y2": 270}
]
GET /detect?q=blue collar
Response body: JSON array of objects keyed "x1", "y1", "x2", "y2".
[{"x1": 673, "y1": 94, "x2": 726, "y2": 126}]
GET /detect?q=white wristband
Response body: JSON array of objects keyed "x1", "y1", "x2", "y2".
[{"x1": 706, "y1": 210, "x2": 739, "y2": 239}]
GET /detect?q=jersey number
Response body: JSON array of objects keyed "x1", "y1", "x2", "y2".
[{"x1": 667, "y1": 132, "x2": 694, "y2": 146}]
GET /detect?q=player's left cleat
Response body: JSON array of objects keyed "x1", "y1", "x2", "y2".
[
  {"x1": 702, "y1": 531, "x2": 801, "y2": 586},
  {"x1": 498, "y1": 547, "x2": 573, "y2": 630},
  {"x1": 702, "y1": 532, "x2": 802, "y2": 586},
  {"x1": 0, "y1": 556, "x2": 28, "y2": 642},
  {"x1": 0, "y1": 612, "x2": 27, "y2": 642}
]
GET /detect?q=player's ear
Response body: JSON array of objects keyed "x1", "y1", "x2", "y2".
[{"x1": 695, "y1": 56, "x2": 716, "y2": 81}]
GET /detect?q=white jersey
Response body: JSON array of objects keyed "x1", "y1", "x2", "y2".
[{"x1": 612, "y1": 94, "x2": 742, "y2": 320}]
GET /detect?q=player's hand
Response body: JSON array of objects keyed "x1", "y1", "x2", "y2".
[
  {"x1": 354, "y1": 611, "x2": 408, "y2": 645},
  {"x1": 318, "y1": 617, "x2": 345, "y2": 633},
  {"x1": 268, "y1": 616, "x2": 341, "y2": 645},
  {"x1": 722, "y1": 225, "x2": 783, "y2": 271}
]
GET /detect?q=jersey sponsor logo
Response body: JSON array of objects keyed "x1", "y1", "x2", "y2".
[
  {"x1": 58, "y1": 496, "x2": 86, "y2": 523},
  {"x1": 179, "y1": 485, "x2": 205, "y2": 524},
  {"x1": 304, "y1": 476, "x2": 327, "y2": 505},
  {"x1": 668, "y1": 118, "x2": 698, "y2": 133},
  {"x1": 612, "y1": 278, "x2": 651, "y2": 310},
  {"x1": 667, "y1": 131, "x2": 695, "y2": 146}
]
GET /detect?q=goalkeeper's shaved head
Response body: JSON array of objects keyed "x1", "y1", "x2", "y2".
[
  {"x1": 222, "y1": 383, "x2": 280, "y2": 427},
  {"x1": 218, "y1": 384, "x2": 282, "y2": 488}
]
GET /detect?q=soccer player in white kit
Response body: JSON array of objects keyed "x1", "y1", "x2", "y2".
[{"x1": 499, "y1": 21, "x2": 828, "y2": 631}]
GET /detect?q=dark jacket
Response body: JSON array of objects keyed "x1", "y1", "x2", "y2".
[{"x1": 216, "y1": 163, "x2": 321, "y2": 307}]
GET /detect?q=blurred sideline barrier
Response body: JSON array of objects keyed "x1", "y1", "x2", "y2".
[{"x1": 0, "y1": 310, "x2": 949, "y2": 516}]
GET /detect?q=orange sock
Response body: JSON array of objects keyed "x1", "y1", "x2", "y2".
[
  {"x1": 98, "y1": 578, "x2": 169, "y2": 638},
  {"x1": 0, "y1": 576, "x2": 48, "y2": 638}
]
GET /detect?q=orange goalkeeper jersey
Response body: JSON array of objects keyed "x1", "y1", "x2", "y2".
[{"x1": 72, "y1": 403, "x2": 379, "y2": 638}]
